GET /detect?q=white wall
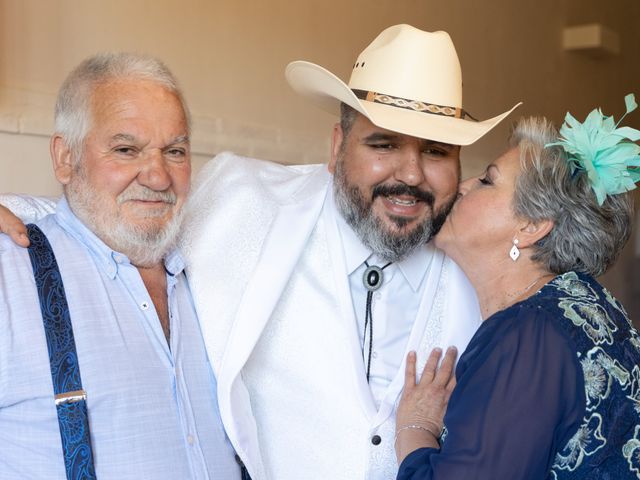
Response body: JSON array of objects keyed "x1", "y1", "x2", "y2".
[{"x1": 0, "y1": 0, "x2": 638, "y2": 317}]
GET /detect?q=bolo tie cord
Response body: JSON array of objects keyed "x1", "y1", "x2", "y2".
[{"x1": 362, "y1": 260, "x2": 391, "y2": 383}]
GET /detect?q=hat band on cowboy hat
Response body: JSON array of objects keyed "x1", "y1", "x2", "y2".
[
  {"x1": 351, "y1": 88, "x2": 475, "y2": 120},
  {"x1": 285, "y1": 24, "x2": 521, "y2": 146}
]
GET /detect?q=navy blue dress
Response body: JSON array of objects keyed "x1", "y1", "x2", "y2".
[{"x1": 397, "y1": 272, "x2": 640, "y2": 479}]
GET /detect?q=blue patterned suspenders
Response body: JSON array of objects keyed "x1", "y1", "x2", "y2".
[{"x1": 26, "y1": 224, "x2": 97, "y2": 480}]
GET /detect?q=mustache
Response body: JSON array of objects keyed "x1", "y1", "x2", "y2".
[
  {"x1": 117, "y1": 186, "x2": 177, "y2": 205},
  {"x1": 372, "y1": 184, "x2": 435, "y2": 207}
]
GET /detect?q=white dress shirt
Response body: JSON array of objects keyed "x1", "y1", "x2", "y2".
[{"x1": 332, "y1": 194, "x2": 433, "y2": 407}]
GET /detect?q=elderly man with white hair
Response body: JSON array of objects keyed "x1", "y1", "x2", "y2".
[{"x1": 0, "y1": 54, "x2": 239, "y2": 479}]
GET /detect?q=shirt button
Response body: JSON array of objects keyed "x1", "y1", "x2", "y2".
[
  {"x1": 187, "y1": 435, "x2": 195, "y2": 445},
  {"x1": 372, "y1": 351, "x2": 378, "y2": 359},
  {"x1": 140, "y1": 302, "x2": 150, "y2": 310},
  {"x1": 375, "y1": 292, "x2": 382, "y2": 300},
  {"x1": 371, "y1": 435, "x2": 381, "y2": 445}
]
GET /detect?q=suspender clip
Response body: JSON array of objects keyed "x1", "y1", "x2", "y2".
[{"x1": 54, "y1": 389, "x2": 87, "y2": 406}]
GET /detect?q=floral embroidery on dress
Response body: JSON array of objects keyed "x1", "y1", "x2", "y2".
[
  {"x1": 553, "y1": 272, "x2": 597, "y2": 300},
  {"x1": 628, "y1": 366, "x2": 640, "y2": 416},
  {"x1": 558, "y1": 299, "x2": 618, "y2": 345},
  {"x1": 552, "y1": 413, "x2": 606, "y2": 473},
  {"x1": 580, "y1": 347, "x2": 630, "y2": 411},
  {"x1": 604, "y1": 287, "x2": 630, "y2": 319},
  {"x1": 623, "y1": 425, "x2": 640, "y2": 476},
  {"x1": 547, "y1": 272, "x2": 640, "y2": 478},
  {"x1": 594, "y1": 350, "x2": 630, "y2": 386},
  {"x1": 580, "y1": 352, "x2": 611, "y2": 410}
]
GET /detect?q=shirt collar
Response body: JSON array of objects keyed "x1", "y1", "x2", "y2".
[
  {"x1": 54, "y1": 197, "x2": 184, "y2": 279},
  {"x1": 331, "y1": 192, "x2": 433, "y2": 293}
]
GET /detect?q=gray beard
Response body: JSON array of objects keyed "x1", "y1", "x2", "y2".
[
  {"x1": 65, "y1": 171, "x2": 183, "y2": 268},
  {"x1": 332, "y1": 161, "x2": 453, "y2": 263}
]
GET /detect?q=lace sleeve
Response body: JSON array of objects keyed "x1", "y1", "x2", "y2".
[{"x1": 0, "y1": 194, "x2": 58, "y2": 224}]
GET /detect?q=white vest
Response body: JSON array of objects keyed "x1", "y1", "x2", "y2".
[{"x1": 183, "y1": 152, "x2": 481, "y2": 479}]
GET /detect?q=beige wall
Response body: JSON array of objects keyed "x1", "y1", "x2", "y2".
[{"x1": 0, "y1": 0, "x2": 638, "y2": 316}]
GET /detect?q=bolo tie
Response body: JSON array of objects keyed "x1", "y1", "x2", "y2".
[{"x1": 362, "y1": 260, "x2": 391, "y2": 383}]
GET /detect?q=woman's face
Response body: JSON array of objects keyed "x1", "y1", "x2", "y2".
[{"x1": 434, "y1": 147, "x2": 523, "y2": 267}]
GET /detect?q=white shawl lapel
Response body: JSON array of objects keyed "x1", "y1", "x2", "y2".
[
  {"x1": 217, "y1": 185, "x2": 328, "y2": 395},
  {"x1": 215, "y1": 161, "x2": 330, "y2": 475}
]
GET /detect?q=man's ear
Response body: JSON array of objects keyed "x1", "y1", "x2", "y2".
[
  {"x1": 517, "y1": 219, "x2": 554, "y2": 248},
  {"x1": 328, "y1": 123, "x2": 343, "y2": 174},
  {"x1": 50, "y1": 135, "x2": 74, "y2": 184}
]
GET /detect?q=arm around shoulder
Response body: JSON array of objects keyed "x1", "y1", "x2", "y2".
[{"x1": 0, "y1": 194, "x2": 58, "y2": 247}]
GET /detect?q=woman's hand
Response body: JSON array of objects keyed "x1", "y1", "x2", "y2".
[{"x1": 395, "y1": 347, "x2": 458, "y2": 464}]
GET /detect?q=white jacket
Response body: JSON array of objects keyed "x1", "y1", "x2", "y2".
[{"x1": 181, "y1": 152, "x2": 481, "y2": 480}]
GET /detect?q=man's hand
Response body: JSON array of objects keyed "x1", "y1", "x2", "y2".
[{"x1": 0, "y1": 204, "x2": 30, "y2": 247}]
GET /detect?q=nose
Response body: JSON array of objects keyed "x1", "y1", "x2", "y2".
[
  {"x1": 137, "y1": 149, "x2": 172, "y2": 191},
  {"x1": 393, "y1": 148, "x2": 426, "y2": 186},
  {"x1": 458, "y1": 177, "x2": 474, "y2": 196}
]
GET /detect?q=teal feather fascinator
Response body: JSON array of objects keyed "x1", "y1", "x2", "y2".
[{"x1": 547, "y1": 94, "x2": 640, "y2": 205}]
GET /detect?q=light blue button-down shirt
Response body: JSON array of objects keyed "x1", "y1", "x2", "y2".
[{"x1": 0, "y1": 198, "x2": 239, "y2": 479}]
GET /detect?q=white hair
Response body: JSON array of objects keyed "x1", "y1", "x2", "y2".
[{"x1": 54, "y1": 52, "x2": 190, "y2": 161}]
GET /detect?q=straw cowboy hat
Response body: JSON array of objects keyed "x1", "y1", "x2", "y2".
[{"x1": 285, "y1": 24, "x2": 521, "y2": 146}]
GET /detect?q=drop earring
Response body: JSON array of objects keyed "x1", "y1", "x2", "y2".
[{"x1": 509, "y1": 238, "x2": 520, "y2": 261}]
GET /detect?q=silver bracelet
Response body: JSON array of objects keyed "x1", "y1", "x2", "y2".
[{"x1": 394, "y1": 424, "x2": 440, "y2": 446}]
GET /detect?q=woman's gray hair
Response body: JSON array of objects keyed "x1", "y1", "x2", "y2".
[
  {"x1": 54, "y1": 52, "x2": 190, "y2": 161},
  {"x1": 511, "y1": 116, "x2": 634, "y2": 277}
]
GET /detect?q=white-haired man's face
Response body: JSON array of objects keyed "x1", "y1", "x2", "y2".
[{"x1": 52, "y1": 78, "x2": 191, "y2": 267}]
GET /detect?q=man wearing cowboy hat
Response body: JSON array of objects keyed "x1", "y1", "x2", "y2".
[
  {"x1": 183, "y1": 24, "x2": 520, "y2": 479},
  {"x1": 0, "y1": 24, "x2": 519, "y2": 480}
]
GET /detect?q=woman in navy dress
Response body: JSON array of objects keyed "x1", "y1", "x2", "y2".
[{"x1": 395, "y1": 98, "x2": 640, "y2": 479}]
